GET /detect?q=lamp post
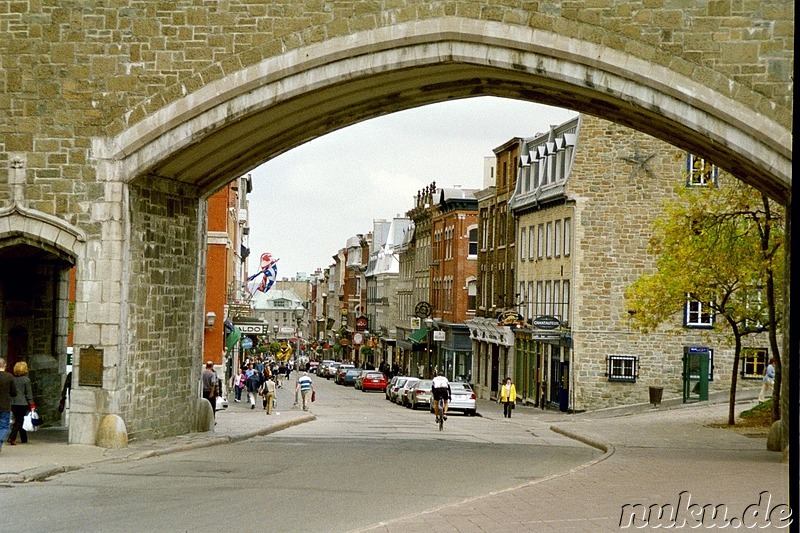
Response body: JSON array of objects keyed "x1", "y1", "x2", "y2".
[
  {"x1": 293, "y1": 305, "x2": 306, "y2": 407},
  {"x1": 424, "y1": 317, "x2": 434, "y2": 379}
]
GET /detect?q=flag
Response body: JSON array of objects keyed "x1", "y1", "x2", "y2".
[
  {"x1": 246, "y1": 253, "x2": 279, "y2": 294},
  {"x1": 257, "y1": 261, "x2": 278, "y2": 293}
]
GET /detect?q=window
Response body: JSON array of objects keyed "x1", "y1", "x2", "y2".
[
  {"x1": 553, "y1": 280, "x2": 561, "y2": 319},
  {"x1": 527, "y1": 281, "x2": 534, "y2": 320},
  {"x1": 562, "y1": 280, "x2": 570, "y2": 325},
  {"x1": 536, "y1": 281, "x2": 544, "y2": 316},
  {"x1": 544, "y1": 280, "x2": 552, "y2": 315},
  {"x1": 481, "y1": 211, "x2": 489, "y2": 250},
  {"x1": 519, "y1": 227, "x2": 527, "y2": 261},
  {"x1": 741, "y1": 348, "x2": 768, "y2": 379},
  {"x1": 563, "y1": 218, "x2": 571, "y2": 257},
  {"x1": 685, "y1": 297, "x2": 714, "y2": 328},
  {"x1": 537, "y1": 224, "x2": 544, "y2": 259},
  {"x1": 554, "y1": 220, "x2": 561, "y2": 258},
  {"x1": 686, "y1": 154, "x2": 718, "y2": 187},
  {"x1": 468, "y1": 227, "x2": 478, "y2": 258},
  {"x1": 608, "y1": 355, "x2": 637, "y2": 382},
  {"x1": 467, "y1": 279, "x2": 477, "y2": 312},
  {"x1": 546, "y1": 222, "x2": 553, "y2": 258},
  {"x1": 528, "y1": 225, "x2": 535, "y2": 260}
]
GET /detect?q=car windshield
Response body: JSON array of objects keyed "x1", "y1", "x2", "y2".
[
  {"x1": 451, "y1": 383, "x2": 471, "y2": 391},
  {"x1": 416, "y1": 380, "x2": 432, "y2": 389}
]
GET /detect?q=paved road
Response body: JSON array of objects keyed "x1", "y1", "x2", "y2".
[{"x1": 0, "y1": 376, "x2": 599, "y2": 532}]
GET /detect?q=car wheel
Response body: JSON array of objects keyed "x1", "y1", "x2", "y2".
[{"x1": 468, "y1": 409, "x2": 476, "y2": 416}]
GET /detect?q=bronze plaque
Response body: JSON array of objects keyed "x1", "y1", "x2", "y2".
[{"x1": 78, "y1": 346, "x2": 103, "y2": 387}]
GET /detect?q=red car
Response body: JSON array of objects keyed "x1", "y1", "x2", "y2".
[{"x1": 360, "y1": 372, "x2": 387, "y2": 392}]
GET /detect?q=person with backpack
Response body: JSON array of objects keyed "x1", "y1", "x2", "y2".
[{"x1": 245, "y1": 369, "x2": 262, "y2": 410}]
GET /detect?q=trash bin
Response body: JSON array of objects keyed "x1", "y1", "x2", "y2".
[{"x1": 649, "y1": 386, "x2": 663, "y2": 407}]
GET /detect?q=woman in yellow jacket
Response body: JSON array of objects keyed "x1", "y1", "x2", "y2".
[{"x1": 499, "y1": 377, "x2": 517, "y2": 418}]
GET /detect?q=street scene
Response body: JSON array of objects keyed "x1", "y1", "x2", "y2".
[
  {"x1": 1, "y1": 374, "x2": 789, "y2": 532},
  {"x1": 0, "y1": 3, "x2": 794, "y2": 531}
]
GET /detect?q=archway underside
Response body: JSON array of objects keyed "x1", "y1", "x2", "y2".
[{"x1": 130, "y1": 58, "x2": 790, "y2": 203}]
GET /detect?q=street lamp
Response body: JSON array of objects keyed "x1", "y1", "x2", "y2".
[
  {"x1": 424, "y1": 317, "x2": 434, "y2": 379},
  {"x1": 293, "y1": 305, "x2": 306, "y2": 407}
]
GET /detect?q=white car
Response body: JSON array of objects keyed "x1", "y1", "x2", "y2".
[
  {"x1": 396, "y1": 378, "x2": 419, "y2": 406},
  {"x1": 430, "y1": 382, "x2": 477, "y2": 416}
]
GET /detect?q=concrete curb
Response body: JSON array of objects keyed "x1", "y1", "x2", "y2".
[{"x1": 0, "y1": 413, "x2": 316, "y2": 483}]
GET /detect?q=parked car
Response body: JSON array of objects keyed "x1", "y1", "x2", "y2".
[
  {"x1": 361, "y1": 372, "x2": 387, "y2": 393},
  {"x1": 388, "y1": 377, "x2": 408, "y2": 403},
  {"x1": 353, "y1": 369, "x2": 374, "y2": 390},
  {"x1": 342, "y1": 367, "x2": 362, "y2": 386},
  {"x1": 308, "y1": 360, "x2": 320, "y2": 374},
  {"x1": 385, "y1": 376, "x2": 402, "y2": 400},
  {"x1": 323, "y1": 362, "x2": 341, "y2": 379},
  {"x1": 334, "y1": 364, "x2": 354, "y2": 384},
  {"x1": 397, "y1": 377, "x2": 419, "y2": 406},
  {"x1": 430, "y1": 382, "x2": 477, "y2": 416},
  {"x1": 408, "y1": 379, "x2": 432, "y2": 409}
]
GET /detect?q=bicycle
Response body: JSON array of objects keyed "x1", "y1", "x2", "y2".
[{"x1": 435, "y1": 397, "x2": 446, "y2": 431}]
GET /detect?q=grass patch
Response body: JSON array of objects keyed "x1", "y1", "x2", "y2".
[{"x1": 739, "y1": 399, "x2": 774, "y2": 428}]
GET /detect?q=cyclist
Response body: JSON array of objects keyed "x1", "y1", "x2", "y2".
[{"x1": 431, "y1": 371, "x2": 451, "y2": 421}]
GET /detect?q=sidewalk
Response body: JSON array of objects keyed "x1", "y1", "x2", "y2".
[{"x1": 0, "y1": 380, "x2": 314, "y2": 483}]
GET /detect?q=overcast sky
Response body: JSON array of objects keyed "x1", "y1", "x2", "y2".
[{"x1": 246, "y1": 96, "x2": 578, "y2": 278}]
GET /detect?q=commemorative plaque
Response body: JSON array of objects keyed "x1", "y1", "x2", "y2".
[{"x1": 78, "y1": 346, "x2": 103, "y2": 387}]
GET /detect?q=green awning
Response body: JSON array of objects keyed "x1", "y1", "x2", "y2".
[
  {"x1": 225, "y1": 326, "x2": 242, "y2": 352},
  {"x1": 407, "y1": 326, "x2": 429, "y2": 344}
]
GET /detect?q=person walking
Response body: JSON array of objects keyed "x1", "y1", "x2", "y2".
[
  {"x1": 8, "y1": 361, "x2": 35, "y2": 445},
  {"x1": 245, "y1": 368, "x2": 262, "y2": 409},
  {"x1": 261, "y1": 376, "x2": 277, "y2": 415},
  {"x1": 499, "y1": 377, "x2": 517, "y2": 418},
  {"x1": 758, "y1": 358, "x2": 776, "y2": 403},
  {"x1": 296, "y1": 372, "x2": 314, "y2": 411},
  {"x1": 232, "y1": 368, "x2": 246, "y2": 402},
  {"x1": 0, "y1": 358, "x2": 17, "y2": 453},
  {"x1": 201, "y1": 361, "x2": 218, "y2": 417}
]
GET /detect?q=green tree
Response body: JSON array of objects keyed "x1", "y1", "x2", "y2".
[{"x1": 625, "y1": 180, "x2": 784, "y2": 426}]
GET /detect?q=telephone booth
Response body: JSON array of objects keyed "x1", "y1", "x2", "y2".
[{"x1": 683, "y1": 346, "x2": 710, "y2": 402}]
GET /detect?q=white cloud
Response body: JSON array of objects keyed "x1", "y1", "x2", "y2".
[{"x1": 247, "y1": 96, "x2": 577, "y2": 277}]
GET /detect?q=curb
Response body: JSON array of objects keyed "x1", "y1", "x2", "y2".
[{"x1": 0, "y1": 413, "x2": 316, "y2": 484}]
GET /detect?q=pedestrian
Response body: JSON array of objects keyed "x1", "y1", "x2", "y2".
[
  {"x1": 261, "y1": 376, "x2": 277, "y2": 415},
  {"x1": 58, "y1": 371, "x2": 72, "y2": 413},
  {"x1": 201, "y1": 361, "x2": 217, "y2": 417},
  {"x1": 296, "y1": 372, "x2": 314, "y2": 411},
  {"x1": 0, "y1": 358, "x2": 18, "y2": 453},
  {"x1": 758, "y1": 358, "x2": 775, "y2": 403},
  {"x1": 8, "y1": 361, "x2": 35, "y2": 445},
  {"x1": 246, "y1": 368, "x2": 262, "y2": 409},
  {"x1": 232, "y1": 367, "x2": 246, "y2": 402},
  {"x1": 499, "y1": 377, "x2": 517, "y2": 418}
]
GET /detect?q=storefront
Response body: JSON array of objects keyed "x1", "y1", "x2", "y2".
[
  {"x1": 465, "y1": 317, "x2": 515, "y2": 401},
  {"x1": 432, "y1": 323, "x2": 472, "y2": 383}
]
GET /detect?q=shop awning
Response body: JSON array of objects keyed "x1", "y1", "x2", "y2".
[
  {"x1": 225, "y1": 326, "x2": 242, "y2": 352},
  {"x1": 407, "y1": 326, "x2": 428, "y2": 344}
]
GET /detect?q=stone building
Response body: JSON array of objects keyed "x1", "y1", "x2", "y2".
[{"x1": 478, "y1": 113, "x2": 776, "y2": 412}]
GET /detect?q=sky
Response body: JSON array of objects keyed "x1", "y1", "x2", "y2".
[{"x1": 246, "y1": 96, "x2": 578, "y2": 279}]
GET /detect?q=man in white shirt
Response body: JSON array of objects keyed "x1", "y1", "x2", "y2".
[{"x1": 431, "y1": 371, "x2": 451, "y2": 421}]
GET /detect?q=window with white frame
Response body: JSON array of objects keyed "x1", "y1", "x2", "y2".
[
  {"x1": 527, "y1": 281, "x2": 534, "y2": 320},
  {"x1": 686, "y1": 154, "x2": 719, "y2": 187},
  {"x1": 467, "y1": 278, "x2": 477, "y2": 311},
  {"x1": 536, "y1": 281, "x2": 544, "y2": 316},
  {"x1": 553, "y1": 280, "x2": 561, "y2": 320},
  {"x1": 554, "y1": 219, "x2": 562, "y2": 258},
  {"x1": 608, "y1": 355, "x2": 637, "y2": 382},
  {"x1": 537, "y1": 224, "x2": 544, "y2": 259},
  {"x1": 520, "y1": 227, "x2": 527, "y2": 261},
  {"x1": 685, "y1": 297, "x2": 714, "y2": 327},
  {"x1": 562, "y1": 280, "x2": 570, "y2": 326},
  {"x1": 468, "y1": 227, "x2": 478, "y2": 258},
  {"x1": 563, "y1": 217, "x2": 571, "y2": 257},
  {"x1": 528, "y1": 225, "x2": 535, "y2": 259},
  {"x1": 546, "y1": 221, "x2": 553, "y2": 258},
  {"x1": 544, "y1": 280, "x2": 552, "y2": 315}
]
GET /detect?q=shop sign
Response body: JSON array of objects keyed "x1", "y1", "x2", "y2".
[
  {"x1": 533, "y1": 315, "x2": 561, "y2": 330},
  {"x1": 497, "y1": 311, "x2": 525, "y2": 327},
  {"x1": 355, "y1": 315, "x2": 369, "y2": 331}
]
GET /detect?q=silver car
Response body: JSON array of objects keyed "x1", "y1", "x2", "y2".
[
  {"x1": 396, "y1": 377, "x2": 419, "y2": 406},
  {"x1": 409, "y1": 379, "x2": 432, "y2": 410},
  {"x1": 389, "y1": 377, "x2": 408, "y2": 403},
  {"x1": 430, "y1": 382, "x2": 477, "y2": 416}
]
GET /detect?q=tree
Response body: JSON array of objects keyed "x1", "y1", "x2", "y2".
[{"x1": 625, "y1": 179, "x2": 784, "y2": 426}]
